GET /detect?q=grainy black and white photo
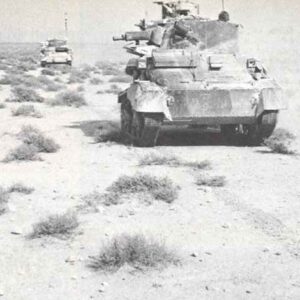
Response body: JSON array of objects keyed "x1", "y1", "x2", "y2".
[{"x1": 0, "y1": 0, "x2": 299, "y2": 299}]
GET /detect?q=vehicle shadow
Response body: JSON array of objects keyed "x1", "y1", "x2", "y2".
[{"x1": 67, "y1": 120, "x2": 247, "y2": 147}]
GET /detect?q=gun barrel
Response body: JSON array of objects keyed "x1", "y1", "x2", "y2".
[
  {"x1": 113, "y1": 35, "x2": 125, "y2": 41},
  {"x1": 113, "y1": 31, "x2": 151, "y2": 42}
]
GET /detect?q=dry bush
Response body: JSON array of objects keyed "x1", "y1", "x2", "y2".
[
  {"x1": 0, "y1": 74, "x2": 41, "y2": 88},
  {"x1": 30, "y1": 212, "x2": 79, "y2": 239},
  {"x1": 196, "y1": 175, "x2": 226, "y2": 187},
  {"x1": 49, "y1": 90, "x2": 87, "y2": 107},
  {"x1": 77, "y1": 85, "x2": 85, "y2": 92},
  {"x1": 107, "y1": 84, "x2": 122, "y2": 94},
  {"x1": 68, "y1": 68, "x2": 90, "y2": 84},
  {"x1": 80, "y1": 174, "x2": 179, "y2": 210},
  {"x1": 109, "y1": 75, "x2": 131, "y2": 83},
  {"x1": 7, "y1": 86, "x2": 44, "y2": 103},
  {"x1": 0, "y1": 187, "x2": 9, "y2": 215},
  {"x1": 79, "y1": 64, "x2": 97, "y2": 74},
  {"x1": 41, "y1": 68, "x2": 55, "y2": 76},
  {"x1": 3, "y1": 125, "x2": 60, "y2": 162},
  {"x1": 44, "y1": 81, "x2": 64, "y2": 92},
  {"x1": 3, "y1": 144, "x2": 41, "y2": 162},
  {"x1": 89, "y1": 77, "x2": 103, "y2": 85},
  {"x1": 18, "y1": 125, "x2": 60, "y2": 153},
  {"x1": 264, "y1": 128, "x2": 297, "y2": 154},
  {"x1": 0, "y1": 45, "x2": 39, "y2": 73},
  {"x1": 139, "y1": 153, "x2": 181, "y2": 166},
  {"x1": 54, "y1": 77, "x2": 63, "y2": 83},
  {"x1": 89, "y1": 234, "x2": 179, "y2": 272},
  {"x1": 139, "y1": 153, "x2": 211, "y2": 170},
  {"x1": 8, "y1": 183, "x2": 34, "y2": 194},
  {"x1": 97, "y1": 84, "x2": 122, "y2": 95},
  {"x1": 94, "y1": 122, "x2": 121, "y2": 143},
  {"x1": 78, "y1": 191, "x2": 104, "y2": 213},
  {"x1": 17, "y1": 61, "x2": 37, "y2": 72},
  {"x1": 81, "y1": 191, "x2": 121, "y2": 210},
  {"x1": 12, "y1": 104, "x2": 42, "y2": 118},
  {"x1": 54, "y1": 65, "x2": 72, "y2": 74},
  {"x1": 0, "y1": 63, "x2": 8, "y2": 71},
  {"x1": 37, "y1": 75, "x2": 64, "y2": 92},
  {"x1": 106, "y1": 173, "x2": 179, "y2": 204},
  {"x1": 95, "y1": 61, "x2": 121, "y2": 76}
]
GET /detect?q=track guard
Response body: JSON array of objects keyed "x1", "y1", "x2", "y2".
[
  {"x1": 256, "y1": 87, "x2": 287, "y2": 116},
  {"x1": 126, "y1": 81, "x2": 172, "y2": 121}
]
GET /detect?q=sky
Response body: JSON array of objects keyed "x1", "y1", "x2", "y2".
[{"x1": 0, "y1": 0, "x2": 299, "y2": 43}]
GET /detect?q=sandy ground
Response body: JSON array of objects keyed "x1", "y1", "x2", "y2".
[{"x1": 0, "y1": 58, "x2": 299, "y2": 300}]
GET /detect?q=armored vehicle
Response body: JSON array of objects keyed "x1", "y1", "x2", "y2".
[
  {"x1": 40, "y1": 39, "x2": 73, "y2": 67},
  {"x1": 114, "y1": 1, "x2": 286, "y2": 147}
]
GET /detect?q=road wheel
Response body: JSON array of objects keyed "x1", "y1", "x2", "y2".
[
  {"x1": 246, "y1": 111, "x2": 278, "y2": 145},
  {"x1": 131, "y1": 111, "x2": 163, "y2": 147},
  {"x1": 120, "y1": 100, "x2": 133, "y2": 141}
]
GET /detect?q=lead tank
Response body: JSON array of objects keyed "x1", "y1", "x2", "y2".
[{"x1": 114, "y1": 1, "x2": 286, "y2": 147}]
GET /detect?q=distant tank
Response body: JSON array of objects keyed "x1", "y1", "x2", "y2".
[
  {"x1": 40, "y1": 39, "x2": 73, "y2": 67},
  {"x1": 113, "y1": 0, "x2": 286, "y2": 147}
]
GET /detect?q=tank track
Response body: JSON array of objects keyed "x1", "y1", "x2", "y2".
[{"x1": 132, "y1": 111, "x2": 163, "y2": 147}]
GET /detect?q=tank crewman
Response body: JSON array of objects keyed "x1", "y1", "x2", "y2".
[{"x1": 218, "y1": 11, "x2": 230, "y2": 22}]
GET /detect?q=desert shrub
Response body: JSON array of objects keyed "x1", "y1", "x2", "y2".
[
  {"x1": 77, "y1": 85, "x2": 85, "y2": 92},
  {"x1": 89, "y1": 234, "x2": 179, "y2": 272},
  {"x1": 0, "y1": 74, "x2": 41, "y2": 88},
  {"x1": 12, "y1": 104, "x2": 42, "y2": 118},
  {"x1": 17, "y1": 61, "x2": 37, "y2": 72},
  {"x1": 94, "y1": 122, "x2": 120, "y2": 143},
  {"x1": 8, "y1": 183, "x2": 34, "y2": 194},
  {"x1": 68, "y1": 68, "x2": 90, "y2": 83},
  {"x1": 7, "y1": 86, "x2": 44, "y2": 103},
  {"x1": 0, "y1": 187, "x2": 9, "y2": 215},
  {"x1": 109, "y1": 84, "x2": 122, "y2": 94},
  {"x1": 0, "y1": 103, "x2": 6, "y2": 109},
  {"x1": 139, "y1": 153, "x2": 181, "y2": 166},
  {"x1": 54, "y1": 77, "x2": 63, "y2": 83},
  {"x1": 3, "y1": 144, "x2": 40, "y2": 162},
  {"x1": 89, "y1": 77, "x2": 103, "y2": 85},
  {"x1": 41, "y1": 68, "x2": 55, "y2": 76},
  {"x1": 196, "y1": 175, "x2": 226, "y2": 187},
  {"x1": 264, "y1": 128, "x2": 296, "y2": 154},
  {"x1": 78, "y1": 192, "x2": 105, "y2": 212},
  {"x1": 18, "y1": 125, "x2": 59, "y2": 153},
  {"x1": 109, "y1": 75, "x2": 131, "y2": 83},
  {"x1": 49, "y1": 90, "x2": 87, "y2": 107},
  {"x1": 107, "y1": 173, "x2": 179, "y2": 204},
  {"x1": 45, "y1": 82, "x2": 64, "y2": 92},
  {"x1": 81, "y1": 174, "x2": 178, "y2": 209},
  {"x1": 37, "y1": 75, "x2": 64, "y2": 92},
  {"x1": 0, "y1": 63, "x2": 8, "y2": 70},
  {"x1": 30, "y1": 212, "x2": 79, "y2": 239},
  {"x1": 139, "y1": 153, "x2": 211, "y2": 170},
  {"x1": 95, "y1": 61, "x2": 121, "y2": 76},
  {"x1": 97, "y1": 84, "x2": 122, "y2": 95}
]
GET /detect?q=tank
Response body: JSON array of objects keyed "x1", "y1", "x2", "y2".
[
  {"x1": 40, "y1": 39, "x2": 73, "y2": 67},
  {"x1": 113, "y1": 1, "x2": 286, "y2": 147}
]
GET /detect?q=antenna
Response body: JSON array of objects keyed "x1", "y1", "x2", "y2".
[
  {"x1": 196, "y1": 4, "x2": 200, "y2": 15},
  {"x1": 64, "y1": 12, "x2": 68, "y2": 39},
  {"x1": 222, "y1": 0, "x2": 225, "y2": 10}
]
